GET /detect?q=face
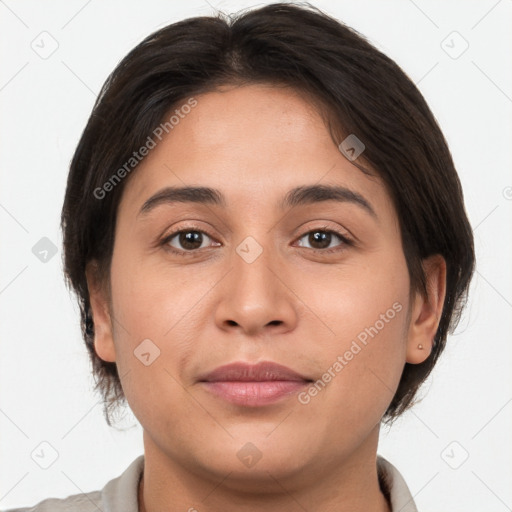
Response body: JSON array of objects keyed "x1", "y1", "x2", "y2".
[{"x1": 88, "y1": 84, "x2": 444, "y2": 488}]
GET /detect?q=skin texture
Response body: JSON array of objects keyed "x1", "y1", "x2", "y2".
[{"x1": 87, "y1": 84, "x2": 446, "y2": 512}]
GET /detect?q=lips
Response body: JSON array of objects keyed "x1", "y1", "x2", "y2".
[
  {"x1": 199, "y1": 361, "x2": 311, "y2": 382},
  {"x1": 198, "y1": 361, "x2": 312, "y2": 407}
]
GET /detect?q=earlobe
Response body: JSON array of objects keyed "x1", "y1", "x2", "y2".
[
  {"x1": 85, "y1": 262, "x2": 116, "y2": 363},
  {"x1": 406, "y1": 254, "x2": 447, "y2": 364}
]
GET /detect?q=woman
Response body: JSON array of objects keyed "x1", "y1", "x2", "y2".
[{"x1": 6, "y1": 2, "x2": 474, "y2": 511}]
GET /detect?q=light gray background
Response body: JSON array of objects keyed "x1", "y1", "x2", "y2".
[{"x1": 0, "y1": 0, "x2": 511, "y2": 510}]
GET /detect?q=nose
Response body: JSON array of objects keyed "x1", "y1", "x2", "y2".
[{"x1": 214, "y1": 239, "x2": 299, "y2": 337}]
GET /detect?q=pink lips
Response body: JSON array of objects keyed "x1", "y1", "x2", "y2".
[{"x1": 198, "y1": 361, "x2": 312, "y2": 407}]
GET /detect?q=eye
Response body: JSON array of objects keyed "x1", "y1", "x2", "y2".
[
  {"x1": 162, "y1": 228, "x2": 219, "y2": 255},
  {"x1": 295, "y1": 228, "x2": 352, "y2": 253},
  {"x1": 160, "y1": 226, "x2": 352, "y2": 257}
]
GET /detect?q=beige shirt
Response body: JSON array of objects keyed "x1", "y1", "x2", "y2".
[{"x1": 4, "y1": 454, "x2": 418, "y2": 511}]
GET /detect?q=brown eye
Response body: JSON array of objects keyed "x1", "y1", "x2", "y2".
[
  {"x1": 163, "y1": 229, "x2": 214, "y2": 252},
  {"x1": 296, "y1": 229, "x2": 351, "y2": 252}
]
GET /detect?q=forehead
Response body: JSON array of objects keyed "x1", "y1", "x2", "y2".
[
  {"x1": 118, "y1": 84, "x2": 391, "y2": 220},
  {"x1": 177, "y1": 84, "x2": 328, "y2": 148}
]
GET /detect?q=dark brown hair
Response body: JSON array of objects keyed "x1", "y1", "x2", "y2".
[{"x1": 61, "y1": 2, "x2": 475, "y2": 425}]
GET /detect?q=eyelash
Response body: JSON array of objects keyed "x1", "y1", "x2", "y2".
[{"x1": 159, "y1": 225, "x2": 353, "y2": 257}]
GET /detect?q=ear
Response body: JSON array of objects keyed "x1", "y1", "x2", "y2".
[
  {"x1": 406, "y1": 254, "x2": 447, "y2": 364},
  {"x1": 85, "y1": 261, "x2": 116, "y2": 363}
]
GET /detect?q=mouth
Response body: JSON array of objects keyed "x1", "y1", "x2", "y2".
[{"x1": 198, "y1": 361, "x2": 313, "y2": 407}]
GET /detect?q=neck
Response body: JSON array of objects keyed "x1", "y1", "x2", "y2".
[{"x1": 138, "y1": 425, "x2": 390, "y2": 512}]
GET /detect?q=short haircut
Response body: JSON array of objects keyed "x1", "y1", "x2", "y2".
[{"x1": 61, "y1": 2, "x2": 475, "y2": 425}]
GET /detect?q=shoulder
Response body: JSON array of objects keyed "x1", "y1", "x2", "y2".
[
  {"x1": 2, "y1": 491, "x2": 102, "y2": 512},
  {"x1": 377, "y1": 454, "x2": 418, "y2": 512},
  {"x1": 2, "y1": 455, "x2": 144, "y2": 512}
]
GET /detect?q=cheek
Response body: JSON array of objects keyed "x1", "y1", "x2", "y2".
[
  {"x1": 292, "y1": 251, "x2": 410, "y2": 418},
  {"x1": 296, "y1": 249, "x2": 410, "y2": 352},
  {"x1": 107, "y1": 248, "x2": 210, "y2": 408},
  {"x1": 109, "y1": 244, "x2": 206, "y2": 339}
]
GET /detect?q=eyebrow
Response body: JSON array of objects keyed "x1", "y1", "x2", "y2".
[{"x1": 138, "y1": 184, "x2": 377, "y2": 219}]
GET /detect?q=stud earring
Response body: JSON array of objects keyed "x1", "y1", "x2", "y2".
[{"x1": 417, "y1": 344, "x2": 423, "y2": 350}]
